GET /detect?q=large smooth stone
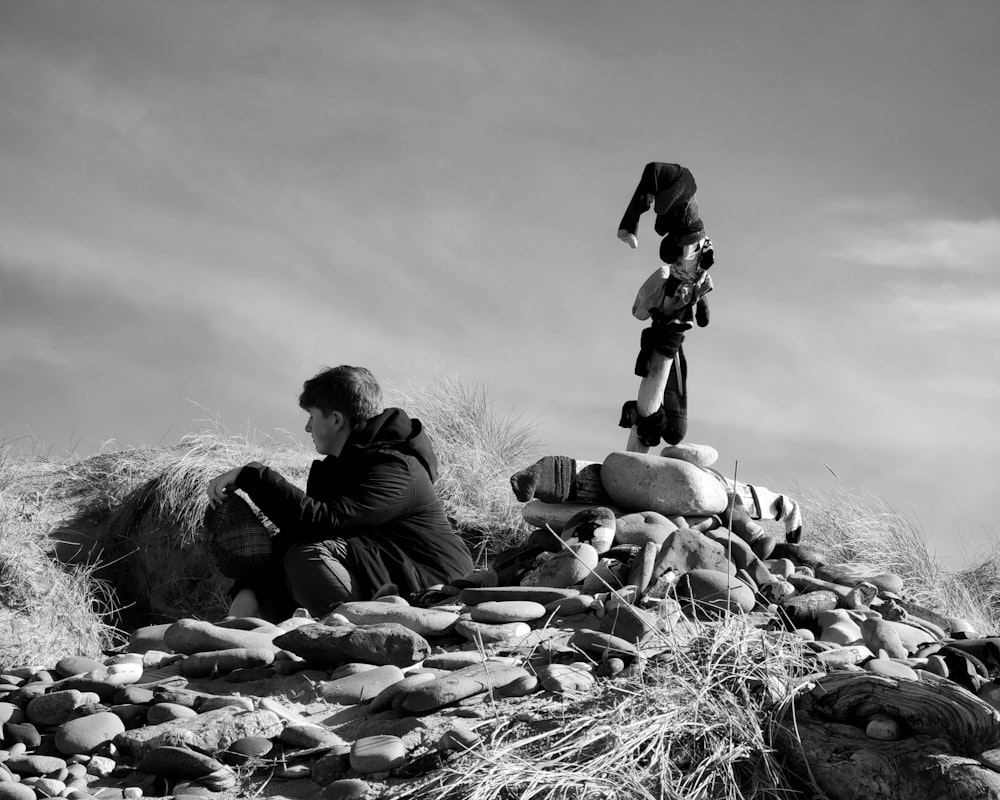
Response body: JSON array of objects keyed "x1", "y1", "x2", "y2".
[
  {"x1": 580, "y1": 559, "x2": 628, "y2": 594},
  {"x1": 599, "y1": 603, "x2": 664, "y2": 645},
  {"x1": 318, "y1": 665, "x2": 406, "y2": 705},
  {"x1": 818, "y1": 610, "x2": 863, "y2": 646},
  {"x1": 399, "y1": 662, "x2": 530, "y2": 713},
  {"x1": 26, "y1": 689, "x2": 85, "y2": 727},
  {"x1": 652, "y1": 529, "x2": 731, "y2": 578},
  {"x1": 567, "y1": 629, "x2": 640, "y2": 660},
  {"x1": 704, "y1": 531, "x2": 775, "y2": 587},
  {"x1": 0, "y1": 783, "x2": 36, "y2": 800},
  {"x1": 0, "y1": 702, "x2": 24, "y2": 725},
  {"x1": 614, "y1": 512, "x2": 677, "y2": 548},
  {"x1": 658, "y1": 443, "x2": 719, "y2": 468},
  {"x1": 520, "y1": 545, "x2": 598, "y2": 588},
  {"x1": 675, "y1": 569, "x2": 755, "y2": 617},
  {"x1": 860, "y1": 618, "x2": 908, "y2": 659},
  {"x1": 779, "y1": 591, "x2": 839, "y2": 629},
  {"x1": 54, "y1": 656, "x2": 104, "y2": 679},
  {"x1": 55, "y1": 711, "x2": 126, "y2": 755},
  {"x1": 459, "y1": 586, "x2": 580, "y2": 606},
  {"x1": 469, "y1": 601, "x2": 547, "y2": 624},
  {"x1": 600, "y1": 452, "x2": 728, "y2": 517},
  {"x1": 273, "y1": 622, "x2": 430, "y2": 668},
  {"x1": 349, "y1": 735, "x2": 406, "y2": 774},
  {"x1": 864, "y1": 659, "x2": 919, "y2": 681},
  {"x1": 816, "y1": 563, "x2": 903, "y2": 594},
  {"x1": 4, "y1": 754, "x2": 68, "y2": 776},
  {"x1": 137, "y1": 745, "x2": 235, "y2": 788},
  {"x1": 332, "y1": 602, "x2": 459, "y2": 636},
  {"x1": 538, "y1": 663, "x2": 595, "y2": 694}
]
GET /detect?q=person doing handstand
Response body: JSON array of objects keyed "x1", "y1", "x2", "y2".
[
  {"x1": 616, "y1": 162, "x2": 715, "y2": 452},
  {"x1": 206, "y1": 365, "x2": 474, "y2": 621}
]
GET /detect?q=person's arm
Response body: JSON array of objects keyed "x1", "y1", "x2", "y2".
[{"x1": 234, "y1": 455, "x2": 415, "y2": 540}]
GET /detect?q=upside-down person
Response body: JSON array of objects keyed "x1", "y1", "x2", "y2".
[
  {"x1": 616, "y1": 162, "x2": 716, "y2": 452},
  {"x1": 206, "y1": 365, "x2": 474, "y2": 622}
]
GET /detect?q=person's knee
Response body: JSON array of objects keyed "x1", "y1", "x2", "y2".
[{"x1": 283, "y1": 542, "x2": 357, "y2": 615}]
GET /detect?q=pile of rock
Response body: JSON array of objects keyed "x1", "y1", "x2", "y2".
[
  {"x1": 4, "y1": 445, "x2": 1000, "y2": 800},
  {"x1": 503, "y1": 446, "x2": 1000, "y2": 800}
]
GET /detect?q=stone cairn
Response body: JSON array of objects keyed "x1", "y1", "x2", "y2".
[{"x1": 2, "y1": 446, "x2": 1000, "y2": 800}]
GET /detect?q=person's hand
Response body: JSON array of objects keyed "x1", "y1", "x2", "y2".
[
  {"x1": 207, "y1": 466, "x2": 243, "y2": 508},
  {"x1": 617, "y1": 229, "x2": 638, "y2": 249}
]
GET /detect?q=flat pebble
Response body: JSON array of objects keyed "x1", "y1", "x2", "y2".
[
  {"x1": 319, "y1": 665, "x2": 405, "y2": 705},
  {"x1": 469, "y1": 601, "x2": 547, "y2": 624}
]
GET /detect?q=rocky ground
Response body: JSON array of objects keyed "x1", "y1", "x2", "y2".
[{"x1": 5, "y1": 445, "x2": 1000, "y2": 800}]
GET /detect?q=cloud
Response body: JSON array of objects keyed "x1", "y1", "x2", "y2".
[
  {"x1": 825, "y1": 197, "x2": 1000, "y2": 271},
  {"x1": 876, "y1": 283, "x2": 1000, "y2": 333}
]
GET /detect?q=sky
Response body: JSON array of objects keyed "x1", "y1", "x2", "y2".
[{"x1": 1, "y1": 0, "x2": 998, "y2": 563}]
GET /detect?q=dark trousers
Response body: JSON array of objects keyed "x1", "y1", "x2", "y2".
[{"x1": 242, "y1": 539, "x2": 362, "y2": 622}]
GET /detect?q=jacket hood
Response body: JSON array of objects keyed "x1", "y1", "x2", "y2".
[{"x1": 342, "y1": 407, "x2": 440, "y2": 482}]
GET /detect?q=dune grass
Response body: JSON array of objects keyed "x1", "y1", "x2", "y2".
[
  {"x1": 397, "y1": 614, "x2": 813, "y2": 800},
  {"x1": 391, "y1": 375, "x2": 543, "y2": 557},
  {"x1": 0, "y1": 379, "x2": 540, "y2": 664},
  {"x1": 0, "y1": 442, "x2": 122, "y2": 669},
  {"x1": 799, "y1": 487, "x2": 1000, "y2": 634}
]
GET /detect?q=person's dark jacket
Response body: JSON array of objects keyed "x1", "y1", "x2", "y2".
[{"x1": 234, "y1": 407, "x2": 474, "y2": 598}]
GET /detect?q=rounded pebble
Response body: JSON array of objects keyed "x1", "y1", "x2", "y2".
[
  {"x1": 349, "y1": 735, "x2": 406, "y2": 774},
  {"x1": 438, "y1": 727, "x2": 481, "y2": 752},
  {"x1": 0, "y1": 784, "x2": 37, "y2": 800},
  {"x1": 320, "y1": 778, "x2": 373, "y2": 800},
  {"x1": 55, "y1": 712, "x2": 126, "y2": 756}
]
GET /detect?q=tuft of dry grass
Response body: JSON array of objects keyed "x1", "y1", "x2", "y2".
[
  {"x1": 396, "y1": 614, "x2": 814, "y2": 800},
  {"x1": 0, "y1": 444, "x2": 122, "y2": 669},
  {"x1": 390, "y1": 376, "x2": 543, "y2": 556},
  {"x1": 800, "y1": 487, "x2": 1000, "y2": 633}
]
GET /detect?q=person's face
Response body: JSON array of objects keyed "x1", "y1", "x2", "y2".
[{"x1": 304, "y1": 407, "x2": 349, "y2": 456}]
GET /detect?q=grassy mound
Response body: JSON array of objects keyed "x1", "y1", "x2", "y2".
[
  {"x1": 0, "y1": 447, "x2": 121, "y2": 668},
  {"x1": 800, "y1": 488, "x2": 1000, "y2": 633},
  {"x1": 0, "y1": 379, "x2": 540, "y2": 666}
]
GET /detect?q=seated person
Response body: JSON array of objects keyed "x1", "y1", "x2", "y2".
[{"x1": 207, "y1": 365, "x2": 475, "y2": 621}]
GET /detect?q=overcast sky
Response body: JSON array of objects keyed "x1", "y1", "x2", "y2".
[{"x1": 2, "y1": 0, "x2": 998, "y2": 562}]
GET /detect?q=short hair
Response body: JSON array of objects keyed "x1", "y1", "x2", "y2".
[{"x1": 298, "y1": 365, "x2": 383, "y2": 426}]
